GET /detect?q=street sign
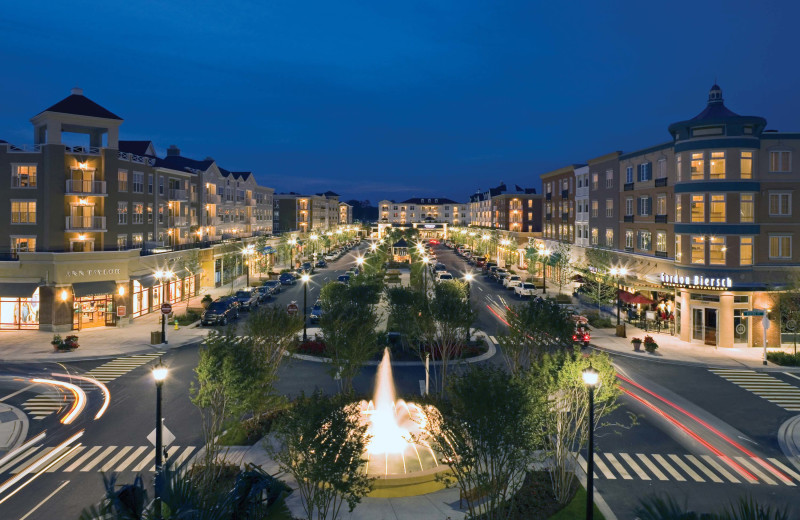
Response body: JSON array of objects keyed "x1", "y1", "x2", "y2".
[
  {"x1": 147, "y1": 420, "x2": 175, "y2": 448},
  {"x1": 161, "y1": 303, "x2": 172, "y2": 315},
  {"x1": 742, "y1": 310, "x2": 765, "y2": 317},
  {"x1": 287, "y1": 302, "x2": 299, "y2": 316},
  {"x1": 117, "y1": 306, "x2": 126, "y2": 317}
]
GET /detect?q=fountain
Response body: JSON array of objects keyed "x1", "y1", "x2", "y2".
[{"x1": 357, "y1": 348, "x2": 449, "y2": 497}]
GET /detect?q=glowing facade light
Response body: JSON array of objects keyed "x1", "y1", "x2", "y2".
[
  {"x1": 118, "y1": 285, "x2": 125, "y2": 296},
  {"x1": 60, "y1": 289, "x2": 68, "y2": 301}
]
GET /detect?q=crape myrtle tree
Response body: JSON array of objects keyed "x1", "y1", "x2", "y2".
[
  {"x1": 581, "y1": 246, "x2": 618, "y2": 314},
  {"x1": 549, "y1": 241, "x2": 575, "y2": 295}
]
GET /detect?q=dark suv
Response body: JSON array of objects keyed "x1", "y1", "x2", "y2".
[
  {"x1": 263, "y1": 280, "x2": 282, "y2": 294},
  {"x1": 201, "y1": 298, "x2": 239, "y2": 326},
  {"x1": 234, "y1": 289, "x2": 259, "y2": 311}
]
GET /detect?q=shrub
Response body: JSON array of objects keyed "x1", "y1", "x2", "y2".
[
  {"x1": 297, "y1": 340, "x2": 327, "y2": 356},
  {"x1": 554, "y1": 294, "x2": 572, "y2": 304},
  {"x1": 766, "y1": 351, "x2": 800, "y2": 366},
  {"x1": 585, "y1": 312, "x2": 613, "y2": 328},
  {"x1": 176, "y1": 310, "x2": 201, "y2": 325}
]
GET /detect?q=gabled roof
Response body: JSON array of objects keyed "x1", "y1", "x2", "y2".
[
  {"x1": 119, "y1": 140, "x2": 154, "y2": 155},
  {"x1": 318, "y1": 190, "x2": 340, "y2": 197},
  {"x1": 393, "y1": 238, "x2": 408, "y2": 248},
  {"x1": 37, "y1": 90, "x2": 122, "y2": 120},
  {"x1": 231, "y1": 171, "x2": 252, "y2": 181},
  {"x1": 401, "y1": 197, "x2": 461, "y2": 204},
  {"x1": 155, "y1": 155, "x2": 214, "y2": 174}
]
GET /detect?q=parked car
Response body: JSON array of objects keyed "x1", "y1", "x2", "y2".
[
  {"x1": 324, "y1": 252, "x2": 337, "y2": 261},
  {"x1": 310, "y1": 301, "x2": 323, "y2": 323},
  {"x1": 300, "y1": 262, "x2": 314, "y2": 274},
  {"x1": 263, "y1": 280, "x2": 282, "y2": 294},
  {"x1": 483, "y1": 262, "x2": 497, "y2": 274},
  {"x1": 279, "y1": 272, "x2": 297, "y2": 285},
  {"x1": 201, "y1": 298, "x2": 239, "y2": 326},
  {"x1": 496, "y1": 271, "x2": 511, "y2": 284},
  {"x1": 514, "y1": 282, "x2": 537, "y2": 298},
  {"x1": 492, "y1": 268, "x2": 508, "y2": 281},
  {"x1": 433, "y1": 263, "x2": 447, "y2": 273},
  {"x1": 436, "y1": 272, "x2": 453, "y2": 282},
  {"x1": 503, "y1": 275, "x2": 522, "y2": 288},
  {"x1": 475, "y1": 257, "x2": 487, "y2": 267},
  {"x1": 487, "y1": 266, "x2": 499, "y2": 277},
  {"x1": 254, "y1": 286, "x2": 271, "y2": 302},
  {"x1": 234, "y1": 289, "x2": 259, "y2": 311},
  {"x1": 315, "y1": 259, "x2": 327, "y2": 268},
  {"x1": 506, "y1": 279, "x2": 524, "y2": 291},
  {"x1": 337, "y1": 274, "x2": 351, "y2": 285}
]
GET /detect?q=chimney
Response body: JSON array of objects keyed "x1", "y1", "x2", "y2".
[
  {"x1": 71, "y1": 86, "x2": 84, "y2": 96},
  {"x1": 167, "y1": 145, "x2": 181, "y2": 157}
]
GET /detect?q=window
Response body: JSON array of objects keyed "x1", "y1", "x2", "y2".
[
  {"x1": 740, "y1": 237, "x2": 753, "y2": 266},
  {"x1": 147, "y1": 204, "x2": 153, "y2": 224},
  {"x1": 625, "y1": 230, "x2": 634, "y2": 249},
  {"x1": 118, "y1": 169, "x2": 128, "y2": 192},
  {"x1": 591, "y1": 228, "x2": 598, "y2": 245},
  {"x1": 675, "y1": 235, "x2": 682, "y2": 261},
  {"x1": 691, "y1": 195, "x2": 705, "y2": 222},
  {"x1": 638, "y1": 196, "x2": 651, "y2": 216},
  {"x1": 117, "y1": 235, "x2": 127, "y2": 251},
  {"x1": 657, "y1": 159, "x2": 667, "y2": 179},
  {"x1": 605, "y1": 170, "x2": 613, "y2": 188},
  {"x1": 709, "y1": 194, "x2": 726, "y2": 222},
  {"x1": 676, "y1": 155, "x2": 682, "y2": 181},
  {"x1": 605, "y1": 229, "x2": 613, "y2": 248},
  {"x1": 637, "y1": 162, "x2": 652, "y2": 182},
  {"x1": 709, "y1": 236, "x2": 726, "y2": 265},
  {"x1": 606, "y1": 199, "x2": 613, "y2": 218},
  {"x1": 740, "y1": 151, "x2": 753, "y2": 179},
  {"x1": 592, "y1": 173, "x2": 598, "y2": 190},
  {"x1": 158, "y1": 205, "x2": 165, "y2": 224},
  {"x1": 709, "y1": 151, "x2": 725, "y2": 179},
  {"x1": 148, "y1": 174, "x2": 154, "y2": 194},
  {"x1": 656, "y1": 231, "x2": 667, "y2": 253},
  {"x1": 769, "y1": 235, "x2": 792, "y2": 259},
  {"x1": 11, "y1": 201, "x2": 36, "y2": 224},
  {"x1": 638, "y1": 230, "x2": 652, "y2": 251},
  {"x1": 770, "y1": 151, "x2": 791, "y2": 172},
  {"x1": 675, "y1": 194, "x2": 682, "y2": 222},
  {"x1": 158, "y1": 177, "x2": 164, "y2": 196},
  {"x1": 118, "y1": 202, "x2": 128, "y2": 224},
  {"x1": 626, "y1": 166, "x2": 633, "y2": 184},
  {"x1": 656, "y1": 194, "x2": 667, "y2": 216},
  {"x1": 691, "y1": 236, "x2": 705, "y2": 264},
  {"x1": 691, "y1": 152, "x2": 704, "y2": 180},
  {"x1": 740, "y1": 194, "x2": 754, "y2": 222},
  {"x1": 132, "y1": 233, "x2": 143, "y2": 247},
  {"x1": 133, "y1": 203, "x2": 144, "y2": 224},
  {"x1": 132, "y1": 171, "x2": 144, "y2": 193},
  {"x1": 11, "y1": 237, "x2": 35, "y2": 258},
  {"x1": 625, "y1": 197, "x2": 633, "y2": 216},
  {"x1": 12, "y1": 165, "x2": 37, "y2": 187},
  {"x1": 769, "y1": 193, "x2": 791, "y2": 216},
  {"x1": 591, "y1": 200, "x2": 598, "y2": 218}
]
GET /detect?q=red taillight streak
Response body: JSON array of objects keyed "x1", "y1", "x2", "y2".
[
  {"x1": 486, "y1": 304, "x2": 510, "y2": 326},
  {"x1": 617, "y1": 373, "x2": 791, "y2": 484},
  {"x1": 620, "y1": 386, "x2": 758, "y2": 482}
]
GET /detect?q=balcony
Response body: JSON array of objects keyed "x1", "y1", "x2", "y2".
[
  {"x1": 561, "y1": 189, "x2": 569, "y2": 198},
  {"x1": 655, "y1": 177, "x2": 668, "y2": 187},
  {"x1": 246, "y1": 197, "x2": 256, "y2": 207},
  {"x1": 65, "y1": 145, "x2": 101, "y2": 155},
  {"x1": 624, "y1": 215, "x2": 634, "y2": 222},
  {"x1": 655, "y1": 214, "x2": 668, "y2": 223},
  {"x1": 66, "y1": 179, "x2": 107, "y2": 195},
  {"x1": 545, "y1": 193, "x2": 552, "y2": 201},
  {"x1": 6, "y1": 144, "x2": 42, "y2": 153},
  {"x1": 206, "y1": 194, "x2": 221, "y2": 205},
  {"x1": 190, "y1": 216, "x2": 199, "y2": 226},
  {"x1": 625, "y1": 247, "x2": 634, "y2": 252},
  {"x1": 655, "y1": 250, "x2": 668, "y2": 258},
  {"x1": 545, "y1": 213, "x2": 552, "y2": 221},
  {"x1": 624, "y1": 183, "x2": 634, "y2": 191},
  {"x1": 561, "y1": 212, "x2": 569, "y2": 220},
  {"x1": 65, "y1": 216, "x2": 106, "y2": 231},
  {"x1": 170, "y1": 216, "x2": 189, "y2": 227},
  {"x1": 169, "y1": 189, "x2": 188, "y2": 201}
]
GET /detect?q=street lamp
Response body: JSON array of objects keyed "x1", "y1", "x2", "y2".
[
  {"x1": 288, "y1": 237, "x2": 297, "y2": 268},
  {"x1": 301, "y1": 274, "x2": 310, "y2": 341},
  {"x1": 154, "y1": 270, "x2": 173, "y2": 344},
  {"x1": 582, "y1": 365, "x2": 599, "y2": 520},
  {"x1": 464, "y1": 273, "x2": 473, "y2": 342},
  {"x1": 243, "y1": 245, "x2": 255, "y2": 286},
  {"x1": 539, "y1": 248, "x2": 551, "y2": 294},
  {"x1": 152, "y1": 360, "x2": 169, "y2": 520},
  {"x1": 356, "y1": 256, "x2": 364, "y2": 271},
  {"x1": 310, "y1": 233, "x2": 319, "y2": 259},
  {"x1": 422, "y1": 256, "x2": 430, "y2": 290},
  {"x1": 609, "y1": 267, "x2": 628, "y2": 326}
]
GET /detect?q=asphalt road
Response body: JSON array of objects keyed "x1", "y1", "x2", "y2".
[{"x1": 2, "y1": 240, "x2": 799, "y2": 518}]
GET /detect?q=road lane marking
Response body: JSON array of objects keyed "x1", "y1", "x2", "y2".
[
  {"x1": 636, "y1": 454, "x2": 668, "y2": 480},
  {"x1": 489, "y1": 336, "x2": 498, "y2": 344},
  {"x1": 116, "y1": 446, "x2": 148, "y2": 472},
  {"x1": 785, "y1": 372, "x2": 800, "y2": 382},
  {"x1": 767, "y1": 458, "x2": 800, "y2": 481},
  {"x1": 172, "y1": 447, "x2": 197, "y2": 469},
  {"x1": 710, "y1": 369, "x2": 800, "y2": 411},
  {"x1": 63, "y1": 446, "x2": 102, "y2": 472},
  {"x1": 735, "y1": 457, "x2": 776, "y2": 485},
  {"x1": 603, "y1": 453, "x2": 632, "y2": 479},
  {"x1": 80, "y1": 446, "x2": 118, "y2": 472},
  {"x1": 99, "y1": 446, "x2": 134, "y2": 472},
  {"x1": 668, "y1": 454, "x2": 704, "y2": 482},
  {"x1": 619, "y1": 453, "x2": 650, "y2": 480},
  {"x1": 593, "y1": 454, "x2": 616, "y2": 479},
  {"x1": 0, "y1": 446, "x2": 41, "y2": 474},
  {"x1": 0, "y1": 384, "x2": 35, "y2": 402},
  {"x1": 45, "y1": 446, "x2": 85, "y2": 472},
  {"x1": 701, "y1": 455, "x2": 741, "y2": 483},
  {"x1": 685, "y1": 455, "x2": 723, "y2": 483},
  {"x1": 18, "y1": 479, "x2": 70, "y2": 520}
]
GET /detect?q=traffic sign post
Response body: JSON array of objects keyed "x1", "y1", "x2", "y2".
[
  {"x1": 742, "y1": 309, "x2": 765, "y2": 317},
  {"x1": 160, "y1": 303, "x2": 172, "y2": 345},
  {"x1": 762, "y1": 312, "x2": 770, "y2": 366},
  {"x1": 287, "y1": 301, "x2": 299, "y2": 316}
]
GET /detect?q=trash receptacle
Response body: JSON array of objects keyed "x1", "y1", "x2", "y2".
[
  {"x1": 151, "y1": 331, "x2": 162, "y2": 344},
  {"x1": 616, "y1": 324, "x2": 626, "y2": 338}
]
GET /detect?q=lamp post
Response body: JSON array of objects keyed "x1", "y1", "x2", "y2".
[
  {"x1": 539, "y1": 248, "x2": 550, "y2": 295},
  {"x1": 243, "y1": 245, "x2": 254, "y2": 287},
  {"x1": 582, "y1": 365, "x2": 599, "y2": 520},
  {"x1": 301, "y1": 274, "x2": 310, "y2": 341},
  {"x1": 609, "y1": 267, "x2": 628, "y2": 326},
  {"x1": 310, "y1": 233, "x2": 318, "y2": 259},
  {"x1": 288, "y1": 237, "x2": 297, "y2": 269},
  {"x1": 464, "y1": 273, "x2": 473, "y2": 342},
  {"x1": 154, "y1": 270, "x2": 172, "y2": 344},
  {"x1": 422, "y1": 256, "x2": 429, "y2": 291},
  {"x1": 152, "y1": 361, "x2": 169, "y2": 520}
]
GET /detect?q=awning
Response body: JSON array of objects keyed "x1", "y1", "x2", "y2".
[
  {"x1": 172, "y1": 269, "x2": 189, "y2": 279},
  {"x1": 263, "y1": 246, "x2": 276, "y2": 254},
  {"x1": 131, "y1": 273, "x2": 157, "y2": 288},
  {"x1": 0, "y1": 282, "x2": 39, "y2": 298},
  {"x1": 73, "y1": 280, "x2": 117, "y2": 298},
  {"x1": 618, "y1": 290, "x2": 655, "y2": 305}
]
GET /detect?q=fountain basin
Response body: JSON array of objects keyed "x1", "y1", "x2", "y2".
[{"x1": 368, "y1": 466, "x2": 452, "y2": 498}]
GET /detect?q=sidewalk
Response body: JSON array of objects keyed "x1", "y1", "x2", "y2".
[{"x1": 0, "y1": 277, "x2": 249, "y2": 363}]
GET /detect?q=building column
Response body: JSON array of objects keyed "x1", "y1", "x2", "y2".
[
  {"x1": 719, "y1": 292, "x2": 734, "y2": 348},
  {"x1": 679, "y1": 289, "x2": 691, "y2": 343},
  {"x1": 114, "y1": 281, "x2": 132, "y2": 326},
  {"x1": 39, "y1": 285, "x2": 74, "y2": 333}
]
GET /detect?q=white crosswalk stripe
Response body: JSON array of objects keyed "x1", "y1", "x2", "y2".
[
  {"x1": 593, "y1": 452, "x2": 798, "y2": 486},
  {"x1": 0, "y1": 445, "x2": 198, "y2": 475},
  {"x1": 21, "y1": 352, "x2": 164, "y2": 420},
  {"x1": 709, "y1": 369, "x2": 800, "y2": 411}
]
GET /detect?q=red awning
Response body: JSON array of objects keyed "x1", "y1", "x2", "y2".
[{"x1": 618, "y1": 290, "x2": 655, "y2": 305}]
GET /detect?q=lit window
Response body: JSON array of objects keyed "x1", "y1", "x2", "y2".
[
  {"x1": 605, "y1": 229, "x2": 614, "y2": 248},
  {"x1": 675, "y1": 235, "x2": 682, "y2": 261},
  {"x1": 769, "y1": 193, "x2": 791, "y2": 216},
  {"x1": 740, "y1": 237, "x2": 753, "y2": 266},
  {"x1": 656, "y1": 194, "x2": 667, "y2": 216},
  {"x1": 117, "y1": 234, "x2": 128, "y2": 251},
  {"x1": 118, "y1": 169, "x2": 128, "y2": 192},
  {"x1": 769, "y1": 151, "x2": 791, "y2": 172},
  {"x1": 709, "y1": 195, "x2": 726, "y2": 222},
  {"x1": 133, "y1": 233, "x2": 143, "y2": 246},
  {"x1": 118, "y1": 202, "x2": 128, "y2": 224},
  {"x1": 740, "y1": 151, "x2": 753, "y2": 179},
  {"x1": 591, "y1": 173, "x2": 598, "y2": 190},
  {"x1": 656, "y1": 232, "x2": 667, "y2": 253},
  {"x1": 606, "y1": 199, "x2": 613, "y2": 218},
  {"x1": 691, "y1": 236, "x2": 705, "y2": 264},
  {"x1": 133, "y1": 203, "x2": 144, "y2": 224},
  {"x1": 675, "y1": 195, "x2": 682, "y2": 222},
  {"x1": 12, "y1": 165, "x2": 37, "y2": 187},
  {"x1": 769, "y1": 235, "x2": 792, "y2": 259},
  {"x1": 625, "y1": 230, "x2": 634, "y2": 249},
  {"x1": 740, "y1": 194, "x2": 754, "y2": 223},
  {"x1": 11, "y1": 201, "x2": 36, "y2": 224},
  {"x1": 638, "y1": 196, "x2": 651, "y2": 216},
  {"x1": 691, "y1": 152, "x2": 704, "y2": 180},
  {"x1": 638, "y1": 230, "x2": 652, "y2": 251},
  {"x1": 10, "y1": 237, "x2": 35, "y2": 258},
  {"x1": 709, "y1": 152, "x2": 725, "y2": 179},
  {"x1": 591, "y1": 200, "x2": 598, "y2": 218},
  {"x1": 691, "y1": 195, "x2": 705, "y2": 222},
  {"x1": 708, "y1": 236, "x2": 726, "y2": 265},
  {"x1": 591, "y1": 228, "x2": 598, "y2": 245}
]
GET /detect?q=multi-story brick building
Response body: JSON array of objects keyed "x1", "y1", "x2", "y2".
[
  {"x1": 587, "y1": 151, "x2": 621, "y2": 249},
  {"x1": 541, "y1": 165, "x2": 581, "y2": 244},
  {"x1": 339, "y1": 202, "x2": 353, "y2": 225},
  {"x1": 273, "y1": 192, "x2": 341, "y2": 233}
]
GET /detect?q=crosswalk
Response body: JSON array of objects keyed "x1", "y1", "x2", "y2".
[
  {"x1": 709, "y1": 369, "x2": 800, "y2": 411},
  {"x1": 22, "y1": 352, "x2": 165, "y2": 420},
  {"x1": 0, "y1": 444, "x2": 198, "y2": 475},
  {"x1": 588, "y1": 452, "x2": 800, "y2": 486}
]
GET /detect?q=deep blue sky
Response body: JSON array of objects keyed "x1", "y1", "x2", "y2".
[{"x1": 2, "y1": 1, "x2": 799, "y2": 203}]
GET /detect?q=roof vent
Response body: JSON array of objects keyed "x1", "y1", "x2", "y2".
[
  {"x1": 71, "y1": 87, "x2": 84, "y2": 96},
  {"x1": 167, "y1": 145, "x2": 181, "y2": 157}
]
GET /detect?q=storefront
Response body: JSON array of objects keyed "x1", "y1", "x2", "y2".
[{"x1": 0, "y1": 283, "x2": 40, "y2": 330}]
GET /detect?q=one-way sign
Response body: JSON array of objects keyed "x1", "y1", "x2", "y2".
[
  {"x1": 742, "y1": 310, "x2": 765, "y2": 317},
  {"x1": 147, "y1": 419, "x2": 176, "y2": 448}
]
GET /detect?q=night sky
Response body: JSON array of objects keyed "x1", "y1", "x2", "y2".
[{"x1": 2, "y1": 1, "x2": 799, "y2": 203}]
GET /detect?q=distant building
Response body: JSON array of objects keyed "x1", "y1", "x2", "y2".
[
  {"x1": 273, "y1": 191, "x2": 341, "y2": 233},
  {"x1": 339, "y1": 201, "x2": 353, "y2": 225},
  {"x1": 377, "y1": 197, "x2": 468, "y2": 226}
]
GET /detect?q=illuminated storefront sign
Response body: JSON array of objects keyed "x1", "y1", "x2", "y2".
[
  {"x1": 660, "y1": 272, "x2": 733, "y2": 290},
  {"x1": 66, "y1": 268, "x2": 121, "y2": 278}
]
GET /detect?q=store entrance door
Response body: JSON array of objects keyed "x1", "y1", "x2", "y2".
[{"x1": 692, "y1": 307, "x2": 718, "y2": 346}]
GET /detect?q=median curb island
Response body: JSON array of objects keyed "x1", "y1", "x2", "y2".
[
  {"x1": 0, "y1": 403, "x2": 28, "y2": 452},
  {"x1": 777, "y1": 415, "x2": 800, "y2": 473}
]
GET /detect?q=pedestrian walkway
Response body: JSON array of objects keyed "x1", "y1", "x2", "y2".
[
  {"x1": 709, "y1": 369, "x2": 800, "y2": 411},
  {"x1": 591, "y1": 451, "x2": 800, "y2": 486},
  {"x1": 0, "y1": 444, "x2": 198, "y2": 475},
  {"x1": 21, "y1": 352, "x2": 164, "y2": 420}
]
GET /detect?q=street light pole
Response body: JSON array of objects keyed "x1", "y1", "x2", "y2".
[
  {"x1": 152, "y1": 361, "x2": 168, "y2": 520},
  {"x1": 301, "y1": 274, "x2": 310, "y2": 342},
  {"x1": 582, "y1": 365, "x2": 599, "y2": 520},
  {"x1": 464, "y1": 273, "x2": 473, "y2": 343}
]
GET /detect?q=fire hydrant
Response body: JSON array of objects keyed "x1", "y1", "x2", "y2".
[{"x1": 174, "y1": 318, "x2": 179, "y2": 330}]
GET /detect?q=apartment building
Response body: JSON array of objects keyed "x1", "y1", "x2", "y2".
[
  {"x1": 339, "y1": 202, "x2": 353, "y2": 225},
  {"x1": 377, "y1": 198, "x2": 468, "y2": 226},
  {"x1": 467, "y1": 183, "x2": 541, "y2": 233},
  {"x1": 587, "y1": 151, "x2": 621, "y2": 249},
  {"x1": 0, "y1": 88, "x2": 275, "y2": 332},
  {"x1": 542, "y1": 165, "x2": 580, "y2": 244},
  {"x1": 273, "y1": 191, "x2": 341, "y2": 233},
  {"x1": 574, "y1": 166, "x2": 590, "y2": 247}
]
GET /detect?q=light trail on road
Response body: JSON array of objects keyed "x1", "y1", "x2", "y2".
[
  {"x1": 31, "y1": 378, "x2": 86, "y2": 424},
  {"x1": 51, "y1": 373, "x2": 111, "y2": 419}
]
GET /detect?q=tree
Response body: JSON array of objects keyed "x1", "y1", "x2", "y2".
[
  {"x1": 778, "y1": 274, "x2": 800, "y2": 355},
  {"x1": 581, "y1": 246, "x2": 618, "y2": 314},
  {"x1": 497, "y1": 297, "x2": 575, "y2": 376},
  {"x1": 267, "y1": 391, "x2": 373, "y2": 520},
  {"x1": 422, "y1": 365, "x2": 545, "y2": 520},
  {"x1": 535, "y1": 349, "x2": 622, "y2": 504},
  {"x1": 550, "y1": 241, "x2": 575, "y2": 295}
]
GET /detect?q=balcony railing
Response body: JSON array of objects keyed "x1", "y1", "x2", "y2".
[
  {"x1": 169, "y1": 189, "x2": 188, "y2": 201},
  {"x1": 6, "y1": 144, "x2": 42, "y2": 153},
  {"x1": 655, "y1": 250, "x2": 668, "y2": 258},
  {"x1": 655, "y1": 177, "x2": 668, "y2": 187},
  {"x1": 66, "y1": 179, "x2": 107, "y2": 195},
  {"x1": 624, "y1": 215, "x2": 634, "y2": 222},
  {"x1": 65, "y1": 145, "x2": 101, "y2": 155},
  {"x1": 170, "y1": 216, "x2": 189, "y2": 227},
  {"x1": 117, "y1": 151, "x2": 156, "y2": 166},
  {"x1": 206, "y1": 194, "x2": 221, "y2": 205},
  {"x1": 624, "y1": 183, "x2": 634, "y2": 191},
  {"x1": 65, "y1": 216, "x2": 106, "y2": 230},
  {"x1": 190, "y1": 216, "x2": 199, "y2": 226},
  {"x1": 655, "y1": 214, "x2": 668, "y2": 223}
]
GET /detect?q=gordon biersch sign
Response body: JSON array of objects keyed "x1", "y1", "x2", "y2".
[
  {"x1": 660, "y1": 272, "x2": 733, "y2": 290},
  {"x1": 66, "y1": 268, "x2": 122, "y2": 277}
]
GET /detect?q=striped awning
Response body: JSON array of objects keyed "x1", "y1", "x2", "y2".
[{"x1": 0, "y1": 282, "x2": 39, "y2": 298}]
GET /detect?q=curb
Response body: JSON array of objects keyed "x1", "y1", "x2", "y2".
[
  {"x1": 0, "y1": 337, "x2": 205, "y2": 364},
  {"x1": 0, "y1": 403, "x2": 28, "y2": 452},
  {"x1": 777, "y1": 414, "x2": 800, "y2": 474},
  {"x1": 286, "y1": 330, "x2": 497, "y2": 367}
]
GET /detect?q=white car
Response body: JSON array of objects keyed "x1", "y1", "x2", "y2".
[
  {"x1": 436, "y1": 272, "x2": 454, "y2": 282},
  {"x1": 514, "y1": 282, "x2": 537, "y2": 298},
  {"x1": 503, "y1": 275, "x2": 522, "y2": 288},
  {"x1": 324, "y1": 253, "x2": 336, "y2": 261},
  {"x1": 506, "y1": 279, "x2": 524, "y2": 291}
]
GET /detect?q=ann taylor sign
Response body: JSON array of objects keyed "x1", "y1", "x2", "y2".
[
  {"x1": 660, "y1": 273, "x2": 733, "y2": 290},
  {"x1": 66, "y1": 268, "x2": 121, "y2": 278}
]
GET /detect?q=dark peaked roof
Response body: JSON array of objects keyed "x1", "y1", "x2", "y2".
[
  {"x1": 119, "y1": 140, "x2": 153, "y2": 155},
  {"x1": 155, "y1": 154, "x2": 214, "y2": 173},
  {"x1": 401, "y1": 197, "x2": 460, "y2": 204},
  {"x1": 38, "y1": 90, "x2": 122, "y2": 120},
  {"x1": 393, "y1": 238, "x2": 408, "y2": 248},
  {"x1": 319, "y1": 190, "x2": 340, "y2": 197}
]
